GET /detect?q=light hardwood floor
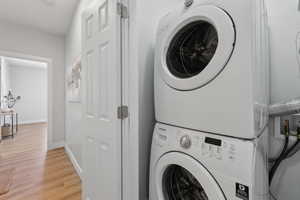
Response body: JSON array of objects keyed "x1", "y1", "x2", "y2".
[{"x1": 0, "y1": 123, "x2": 81, "y2": 200}]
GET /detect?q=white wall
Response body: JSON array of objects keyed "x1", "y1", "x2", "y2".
[
  {"x1": 267, "y1": 0, "x2": 300, "y2": 104},
  {"x1": 65, "y1": 0, "x2": 94, "y2": 170},
  {"x1": 0, "y1": 20, "x2": 65, "y2": 144},
  {"x1": 9, "y1": 64, "x2": 47, "y2": 124},
  {"x1": 266, "y1": 0, "x2": 300, "y2": 200}
]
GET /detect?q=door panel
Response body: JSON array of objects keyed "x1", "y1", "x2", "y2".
[
  {"x1": 86, "y1": 50, "x2": 95, "y2": 116},
  {"x1": 98, "y1": 42, "x2": 110, "y2": 120},
  {"x1": 82, "y1": 0, "x2": 122, "y2": 199},
  {"x1": 99, "y1": 0, "x2": 109, "y2": 30},
  {"x1": 85, "y1": 138, "x2": 114, "y2": 199}
]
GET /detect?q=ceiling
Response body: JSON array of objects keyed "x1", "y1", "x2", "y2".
[
  {"x1": 3, "y1": 57, "x2": 47, "y2": 69},
  {"x1": 0, "y1": 0, "x2": 79, "y2": 36}
]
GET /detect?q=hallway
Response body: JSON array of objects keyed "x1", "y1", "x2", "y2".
[{"x1": 0, "y1": 123, "x2": 81, "y2": 200}]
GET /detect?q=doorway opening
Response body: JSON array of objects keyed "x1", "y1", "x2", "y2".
[{"x1": 0, "y1": 51, "x2": 53, "y2": 152}]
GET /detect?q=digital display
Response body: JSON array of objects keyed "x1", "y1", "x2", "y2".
[{"x1": 205, "y1": 137, "x2": 222, "y2": 146}]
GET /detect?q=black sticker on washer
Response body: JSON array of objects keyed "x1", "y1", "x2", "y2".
[{"x1": 236, "y1": 183, "x2": 249, "y2": 200}]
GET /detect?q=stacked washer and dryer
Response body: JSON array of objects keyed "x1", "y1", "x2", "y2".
[{"x1": 150, "y1": 0, "x2": 270, "y2": 200}]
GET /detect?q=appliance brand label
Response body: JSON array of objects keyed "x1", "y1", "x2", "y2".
[{"x1": 236, "y1": 183, "x2": 249, "y2": 200}]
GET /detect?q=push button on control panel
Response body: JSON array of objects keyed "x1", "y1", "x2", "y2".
[
  {"x1": 228, "y1": 144, "x2": 236, "y2": 161},
  {"x1": 201, "y1": 143, "x2": 209, "y2": 156},
  {"x1": 155, "y1": 128, "x2": 168, "y2": 147},
  {"x1": 215, "y1": 147, "x2": 223, "y2": 160}
]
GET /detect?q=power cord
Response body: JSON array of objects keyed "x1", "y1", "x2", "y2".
[
  {"x1": 283, "y1": 127, "x2": 300, "y2": 160},
  {"x1": 269, "y1": 124, "x2": 300, "y2": 199},
  {"x1": 269, "y1": 122, "x2": 300, "y2": 187},
  {"x1": 269, "y1": 128, "x2": 300, "y2": 163},
  {"x1": 269, "y1": 120, "x2": 290, "y2": 184}
]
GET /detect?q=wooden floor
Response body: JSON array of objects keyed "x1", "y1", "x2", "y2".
[{"x1": 0, "y1": 123, "x2": 81, "y2": 200}]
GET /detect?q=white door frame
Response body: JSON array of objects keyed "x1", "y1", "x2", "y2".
[
  {"x1": 0, "y1": 50, "x2": 54, "y2": 150},
  {"x1": 122, "y1": 0, "x2": 140, "y2": 200}
]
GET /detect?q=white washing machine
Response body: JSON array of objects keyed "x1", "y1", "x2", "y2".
[
  {"x1": 155, "y1": 0, "x2": 270, "y2": 139},
  {"x1": 150, "y1": 123, "x2": 269, "y2": 200}
]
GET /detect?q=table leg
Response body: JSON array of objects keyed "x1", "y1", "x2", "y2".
[
  {"x1": 11, "y1": 113, "x2": 14, "y2": 138},
  {"x1": 16, "y1": 113, "x2": 18, "y2": 132}
]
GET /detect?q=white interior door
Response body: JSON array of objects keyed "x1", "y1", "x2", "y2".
[{"x1": 81, "y1": 0, "x2": 122, "y2": 199}]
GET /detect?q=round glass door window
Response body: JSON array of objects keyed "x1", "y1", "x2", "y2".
[
  {"x1": 166, "y1": 21, "x2": 218, "y2": 79},
  {"x1": 162, "y1": 165, "x2": 209, "y2": 200},
  {"x1": 159, "y1": 5, "x2": 235, "y2": 90}
]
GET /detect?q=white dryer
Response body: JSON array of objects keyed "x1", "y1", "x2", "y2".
[
  {"x1": 155, "y1": 0, "x2": 270, "y2": 139},
  {"x1": 150, "y1": 123, "x2": 269, "y2": 200}
]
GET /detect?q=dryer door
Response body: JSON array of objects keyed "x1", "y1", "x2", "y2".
[
  {"x1": 159, "y1": 5, "x2": 235, "y2": 91},
  {"x1": 154, "y1": 152, "x2": 226, "y2": 200}
]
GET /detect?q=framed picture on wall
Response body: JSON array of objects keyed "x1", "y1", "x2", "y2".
[{"x1": 67, "y1": 56, "x2": 81, "y2": 103}]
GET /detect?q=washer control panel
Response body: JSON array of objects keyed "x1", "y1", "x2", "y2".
[
  {"x1": 154, "y1": 124, "x2": 247, "y2": 163},
  {"x1": 200, "y1": 136, "x2": 237, "y2": 161},
  {"x1": 154, "y1": 124, "x2": 255, "y2": 180}
]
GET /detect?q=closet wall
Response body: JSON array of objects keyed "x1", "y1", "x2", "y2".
[{"x1": 266, "y1": 0, "x2": 300, "y2": 199}]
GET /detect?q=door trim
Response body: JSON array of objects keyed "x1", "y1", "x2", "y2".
[
  {"x1": 121, "y1": 0, "x2": 141, "y2": 200},
  {"x1": 0, "y1": 50, "x2": 54, "y2": 150},
  {"x1": 121, "y1": 0, "x2": 139, "y2": 200}
]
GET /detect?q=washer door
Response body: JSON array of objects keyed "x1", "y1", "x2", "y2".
[
  {"x1": 155, "y1": 152, "x2": 226, "y2": 200},
  {"x1": 159, "y1": 5, "x2": 235, "y2": 90}
]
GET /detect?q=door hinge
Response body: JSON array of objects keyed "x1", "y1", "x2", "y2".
[
  {"x1": 118, "y1": 105, "x2": 129, "y2": 119},
  {"x1": 117, "y1": 2, "x2": 129, "y2": 19}
]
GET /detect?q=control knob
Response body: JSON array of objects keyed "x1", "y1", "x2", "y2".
[{"x1": 180, "y1": 135, "x2": 192, "y2": 149}]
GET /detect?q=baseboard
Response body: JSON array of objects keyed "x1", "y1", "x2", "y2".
[
  {"x1": 19, "y1": 120, "x2": 48, "y2": 125},
  {"x1": 65, "y1": 144, "x2": 83, "y2": 179},
  {"x1": 47, "y1": 141, "x2": 65, "y2": 151}
]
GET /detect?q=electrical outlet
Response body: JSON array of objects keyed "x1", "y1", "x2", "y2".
[
  {"x1": 292, "y1": 114, "x2": 300, "y2": 129},
  {"x1": 280, "y1": 115, "x2": 300, "y2": 135},
  {"x1": 273, "y1": 115, "x2": 300, "y2": 139}
]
